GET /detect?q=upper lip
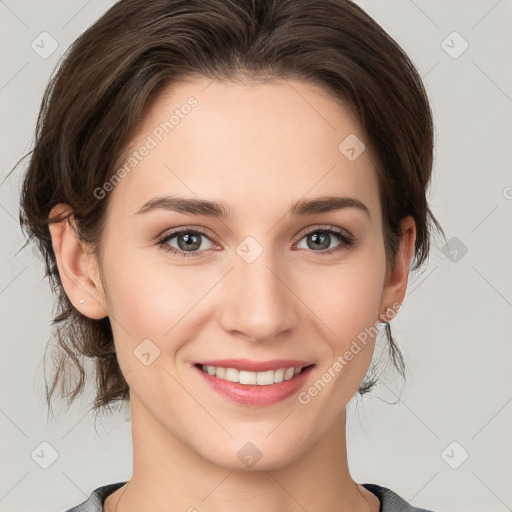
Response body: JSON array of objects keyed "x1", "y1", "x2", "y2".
[{"x1": 195, "y1": 359, "x2": 315, "y2": 372}]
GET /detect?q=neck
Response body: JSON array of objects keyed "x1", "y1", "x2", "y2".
[{"x1": 111, "y1": 395, "x2": 374, "y2": 512}]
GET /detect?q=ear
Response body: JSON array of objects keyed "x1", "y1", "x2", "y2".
[
  {"x1": 48, "y1": 203, "x2": 108, "y2": 320},
  {"x1": 379, "y1": 216, "x2": 416, "y2": 321}
]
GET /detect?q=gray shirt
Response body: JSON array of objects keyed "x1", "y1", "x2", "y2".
[{"x1": 64, "y1": 481, "x2": 436, "y2": 511}]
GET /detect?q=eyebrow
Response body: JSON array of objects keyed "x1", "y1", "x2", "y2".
[{"x1": 134, "y1": 195, "x2": 370, "y2": 219}]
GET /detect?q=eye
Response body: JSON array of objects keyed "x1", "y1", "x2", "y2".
[
  {"x1": 295, "y1": 226, "x2": 354, "y2": 255},
  {"x1": 157, "y1": 227, "x2": 216, "y2": 258},
  {"x1": 157, "y1": 225, "x2": 355, "y2": 258}
]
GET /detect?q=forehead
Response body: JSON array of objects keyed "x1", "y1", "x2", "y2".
[{"x1": 107, "y1": 78, "x2": 380, "y2": 222}]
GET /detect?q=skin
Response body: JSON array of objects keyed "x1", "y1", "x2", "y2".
[{"x1": 49, "y1": 77, "x2": 415, "y2": 512}]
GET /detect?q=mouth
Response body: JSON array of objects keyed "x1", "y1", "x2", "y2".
[
  {"x1": 193, "y1": 361, "x2": 316, "y2": 406},
  {"x1": 194, "y1": 362, "x2": 315, "y2": 386}
]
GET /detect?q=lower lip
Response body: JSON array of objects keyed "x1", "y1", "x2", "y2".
[{"x1": 193, "y1": 365, "x2": 315, "y2": 407}]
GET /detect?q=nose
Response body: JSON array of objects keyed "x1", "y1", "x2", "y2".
[{"x1": 218, "y1": 248, "x2": 299, "y2": 344}]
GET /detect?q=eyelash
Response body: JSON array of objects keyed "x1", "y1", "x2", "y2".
[{"x1": 157, "y1": 225, "x2": 355, "y2": 258}]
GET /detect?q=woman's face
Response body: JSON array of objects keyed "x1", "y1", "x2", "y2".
[{"x1": 76, "y1": 78, "x2": 413, "y2": 469}]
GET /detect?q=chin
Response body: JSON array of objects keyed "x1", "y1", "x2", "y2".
[{"x1": 195, "y1": 434, "x2": 306, "y2": 472}]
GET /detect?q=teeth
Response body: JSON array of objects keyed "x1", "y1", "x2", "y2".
[
  {"x1": 200, "y1": 364, "x2": 304, "y2": 386},
  {"x1": 274, "y1": 368, "x2": 285, "y2": 382}
]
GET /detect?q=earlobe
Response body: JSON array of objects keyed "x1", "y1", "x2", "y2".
[
  {"x1": 48, "y1": 203, "x2": 108, "y2": 320},
  {"x1": 379, "y1": 216, "x2": 416, "y2": 320}
]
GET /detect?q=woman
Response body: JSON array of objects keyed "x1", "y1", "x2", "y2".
[{"x1": 19, "y1": 0, "x2": 442, "y2": 510}]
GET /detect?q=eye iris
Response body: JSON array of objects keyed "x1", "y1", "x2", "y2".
[
  {"x1": 178, "y1": 232, "x2": 201, "y2": 251},
  {"x1": 308, "y1": 232, "x2": 330, "y2": 250}
]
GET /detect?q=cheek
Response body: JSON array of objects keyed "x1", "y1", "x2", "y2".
[
  {"x1": 102, "y1": 243, "x2": 199, "y2": 334},
  {"x1": 294, "y1": 240, "x2": 386, "y2": 396},
  {"x1": 100, "y1": 242, "x2": 219, "y2": 381},
  {"x1": 103, "y1": 261, "x2": 163, "y2": 338},
  {"x1": 295, "y1": 264, "x2": 384, "y2": 412},
  {"x1": 311, "y1": 273, "x2": 381, "y2": 379},
  {"x1": 298, "y1": 249, "x2": 386, "y2": 345}
]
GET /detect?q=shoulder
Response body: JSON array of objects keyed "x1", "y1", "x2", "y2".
[
  {"x1": 63, "y1": 482, "x2": 127, "y2": 512},
  {"x1": 362, "y1": 483, "x2": 436, "y2": 512}
]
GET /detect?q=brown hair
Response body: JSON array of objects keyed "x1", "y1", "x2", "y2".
[{"x1": 16, "y1": 0, "x2": 443, "y2": 415}]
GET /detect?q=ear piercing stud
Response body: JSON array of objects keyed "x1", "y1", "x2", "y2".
[
  {"x1": 79, "y1": 299, "x2": 85, "y2": 304},
  {"x1": 379, "y1": 306, "x2": 393, "y2": 323}
]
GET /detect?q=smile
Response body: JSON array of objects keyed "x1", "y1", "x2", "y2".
[
  {"x1": 198, "y1": 364, "x2": 306, "y2": 386},
  {"x1": 193, "y1": 362, "x2": 316, "y2": 406}
]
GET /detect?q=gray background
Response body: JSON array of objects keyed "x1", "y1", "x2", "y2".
[{"x1": 1, "y1": 1, "x2": 511, "y2": 511}]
